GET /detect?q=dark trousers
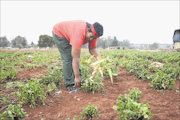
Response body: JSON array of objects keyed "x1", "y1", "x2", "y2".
[{"x1": 52, "y1": 32, "x2": 75, "y2": 86}]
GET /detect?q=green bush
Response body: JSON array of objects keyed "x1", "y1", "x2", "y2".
[
  {"x1": 150, "y1": 70, "x2": 175, "y2": 89},
  {"x1": 40, "y1": 66, "x2": 63, "y2": 85},
  {"x1": 0, "y1": 66, "x2": 18, "y2": 83},
  {"x1": 81, "y1": 103, "x2": 100, "y2": 120},
  {"x1": 161, "y1": 63, "x2": 180, "y2": 79},
  {"x1": 81, "y1": 72, "x2": 104, "y2": 94},
  {"x1": 128, "y1": 88, "x2": 142, "y2": 102},
  {"x1": 0, "y1": 104, "x2": 26, "y2": 120},
  {"x1": 113, "y1": 89, "x2": 152, "y2": 120},
  {"x1": 39, "y1": 66, "x2": 63, "y2": 92},
  {"x1": 16, "y1": 79, "x2": 46, "y2": 108}
]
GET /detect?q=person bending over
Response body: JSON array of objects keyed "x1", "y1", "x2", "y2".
[{"x1": 52, "y1": 20, "x2": 103, "y2": 91}]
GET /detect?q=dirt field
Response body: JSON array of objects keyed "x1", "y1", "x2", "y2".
[{"x1": 1, "y1": 66, "x2": 179, "y2": 120}]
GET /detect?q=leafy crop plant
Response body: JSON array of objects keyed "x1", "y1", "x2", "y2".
[
  {"x1": 0, "y1": 104, "x2": 26, "y2": 120},
  {"x1": 81, "y1": 103, "x2": 100, "y2": 120},
  {"x1": 113, "y1": 88, "x2": 152, "y2": 120}
]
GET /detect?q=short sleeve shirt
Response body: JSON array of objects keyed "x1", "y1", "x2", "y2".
[{"x1": 53, "y1": 20, "x2": 97, "y2": 50}]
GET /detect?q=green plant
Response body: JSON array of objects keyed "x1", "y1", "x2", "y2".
[
  {"x1": 80, "y1": 62, "x2": 92, "y2": 82},
  {"x1": 39, "y1": 66, "x2": 63, "y2": 93},
  {"x1": 0, "y1": 66, "x2": 18, "y2": 83},
  {"x1": 47, "y1": 82, "x2": 58, "y2": 92},
  {"x1": 162, "y1": 63, "x2": 180, "y2": 79},
  {"x1": 150, "y1": 70, "x2": 175, "y2": 89},
  {"x1": 0, "y1": 104, "x2": 26, "y2": 120},
  {"x1": 80, "y1": 57, "x2": 105, "y2": 93},
  {"x1": 81, "y1": 72, "x2": 104, "y2": 94},
  {"x1": 40, "y1": 66, "x2": 63, "y2": 86},
  {"x1": 90, "y1": 58, "x2": 118, "y2": 84},
  {"x1": 128, "y1": 88, "x2": 142, "y2": 102},
  {"x1": 0, "y1": 95, "x2": 10, "y2": 104},
  {"x1": 136, "y1": 69, "x2": 152, "y2": 81},
  {"x1": 81, "y1": 103, "x2": 100, "y2": 120},
  {"x1": 113, "y1": 89, "x2": 152, "y2": 120},
  {"x1": 16, "y1": 79, "x2": 46, "y2": 108}
]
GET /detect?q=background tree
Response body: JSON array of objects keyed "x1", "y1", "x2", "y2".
[
  {"x1": 149, "y1": 42, "x2": 159, "y2": 50},
  {"x1": 96, "y1": 38, "x2": 104, "y2": 48},
  {"x1": 106, "y1": 36, "x2": 113, "y2": 48},
  {"x1": 11, "y1": 36, "x2": 27, "y2": 48},
  {"x1": 101, "y1": 38, "x2": 106, "y2": 49},
  {"x1": 31, "y1": 42, "x2": 34, "y2": 46},
  {"x1": 101, "y1": 38, "x2": 107, "y2": 49},
  {"x1": 119, "y1": 39, "x2": 130, "y2": 48},
  {"x1": 111, "y1": 36, "x2": 118, "y2": 47},
  {"x1": 38, "y1": 35, "x2": 54, "y2": 48},
  {"x1": 0, "y1": 36, "x2": 10, "y2": 47},
  {"x1": 16, "y1": 44, "x2": 23, "y2": 49}
]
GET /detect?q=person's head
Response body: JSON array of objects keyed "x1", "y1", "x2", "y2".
[{"x1": 85, "y1": 22, "x2": 103, "y2": 41}]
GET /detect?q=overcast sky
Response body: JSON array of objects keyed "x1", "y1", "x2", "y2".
[{"x1": 1, "y1": 0, "x2": 179, "y2": 44}]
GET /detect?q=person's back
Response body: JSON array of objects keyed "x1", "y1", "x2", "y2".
[{"x1": 53, "y1": 20, "x2": 86, "y2": 42}]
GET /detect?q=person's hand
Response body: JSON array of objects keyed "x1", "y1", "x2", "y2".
[
  {"x1": 75, "y1": 76, "x2": 81, "y2": 87},
  {"x1": 96, "y1": 54, "x2": 103, "y2": 60}
]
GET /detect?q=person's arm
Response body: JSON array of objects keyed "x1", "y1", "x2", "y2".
[
  {"x1": 89, "y1": 47, "x2": 101, "y2": 60},
  {"x1": 71, "y1": 46, "x2": 81, "y2": 87}
]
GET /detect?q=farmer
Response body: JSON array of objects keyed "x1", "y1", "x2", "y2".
[{"x1": 52, "y1": 20, "x2": 103, "y2": 91}]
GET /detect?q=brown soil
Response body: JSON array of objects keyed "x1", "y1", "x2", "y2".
[
  {"x1": 16, "y1": 67, "x2": 49, "y2": 80},
  {"x1": 23, "y1": 68, "x2": 180, "y2": 120},
  {"x1": 1, "y1": 67, "x2": 179, "y2": 120}
]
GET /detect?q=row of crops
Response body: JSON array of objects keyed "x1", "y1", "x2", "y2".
[
  {"x1": 0, "y1": 51, "x2": 60, "y2": 82},
  {"x1": 100, "y1": 50, "x2": 180, "y2": 90},
  {"x1": 0, "y1": 49, "x2": 179, "y2": 120},
  {"x1": 81, "y1": 49, "x2": 179, "y2": 92}
]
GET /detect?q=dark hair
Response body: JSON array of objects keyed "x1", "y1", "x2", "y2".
[{"x1": 93, "y1": 22, "x2": 103, "y2": 37}]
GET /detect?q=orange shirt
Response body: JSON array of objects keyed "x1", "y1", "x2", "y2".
[{"x1": 53, "y1": 20, "x2": 97, "y2": 50}]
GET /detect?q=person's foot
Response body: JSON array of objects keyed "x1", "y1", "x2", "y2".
[{"x1": 66, "y1": 85, "x2": 77, "y2": 93}]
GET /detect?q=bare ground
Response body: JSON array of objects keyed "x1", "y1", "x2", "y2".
[{"x1": 0, "y1": 67, "x2": 180, "y2": 120}]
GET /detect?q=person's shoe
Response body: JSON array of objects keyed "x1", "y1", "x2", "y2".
[{"x1": 66, "y1": 85, "x2": 77, "y2": 93}]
